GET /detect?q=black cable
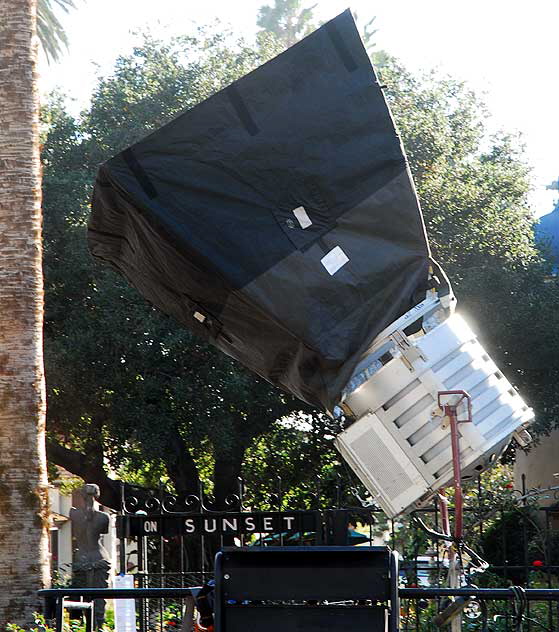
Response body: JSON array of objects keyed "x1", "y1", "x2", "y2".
[
  {"x1": 510, "y1": 585, "x2": 527, "y2": 632},
  {"x1": 521, "y1": 615, "x2": 553, "y2": 631},
  {"x1": 480, "y1": 599, "x2": 489, "y2": 632},
  {"x1": 461, "y1": 542, "x2": 489, "y2": 573},
  {"x1": 411, "y1": 514, "x2": 453, "y2": 542}
]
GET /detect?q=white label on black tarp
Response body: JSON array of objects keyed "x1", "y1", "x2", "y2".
[
  {"x1": 292, "y1": 206, "x2": 312, "y2": 229},
  {"x1": 321, "y1": 246, "x2": 349, "y2": 275},
  {"x1": 194, "y1": 311, "x2": 206, "y2": 323}
]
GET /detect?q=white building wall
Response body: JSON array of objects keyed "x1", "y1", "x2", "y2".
[
  {"x1": 514, "y1": 429, "x2": 559, "y2": 505},
  {"x1": 58, "y1": 492, "x2": 73, "y2": 578}
]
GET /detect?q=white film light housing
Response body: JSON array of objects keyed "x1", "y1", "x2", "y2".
[{"x1": 335, "y1": 294, "x2": 534, "y2": 518}]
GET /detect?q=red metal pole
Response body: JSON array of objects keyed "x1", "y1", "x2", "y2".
[
  {"x1": 446, "y1": 405, "x2": 464, "y2": 540},
  {"x1": 437, "y1": 391, "x2": 472, "y2": 542}
]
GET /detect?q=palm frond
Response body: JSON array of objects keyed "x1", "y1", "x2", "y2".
[{"x1": 37, "y1": 0, "x2": 78, "y2": 64}]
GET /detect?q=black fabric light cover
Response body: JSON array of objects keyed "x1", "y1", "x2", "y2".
[{"x1": 88, "y1": 10, "x2": 433, "y2": 413}]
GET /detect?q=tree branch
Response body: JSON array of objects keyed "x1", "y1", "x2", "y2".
[
  {"x1": 162, "y1": 429, "x2": 201, "y2": 496},
  {"x1": 46, "y1": 439, "x2": 123, "y2": 509},
  {"x1": 48, "y1": 433, "x2": 202, "y2": 510}
]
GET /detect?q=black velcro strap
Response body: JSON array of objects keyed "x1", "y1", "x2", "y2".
[
  {"x1": 326, "y1": 21, "x2": 358, "y2": 72},
  {"x1": 122, "y1": 148, "x2": 157, "y2": 199},
  {"x1": 227, "y1": 85, "x2": 259, "y2": 136}
]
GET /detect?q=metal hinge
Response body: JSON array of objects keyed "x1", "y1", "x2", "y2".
[{"x1": 390, "y1": 330, "x2": 427, "y2": 371}]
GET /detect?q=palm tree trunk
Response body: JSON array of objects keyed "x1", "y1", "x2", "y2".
[{"x1": 0, "y1": 0, "x2": 50, "y2": 626}]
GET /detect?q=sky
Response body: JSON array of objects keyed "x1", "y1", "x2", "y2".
[{"x1": 39, "y1": 0, "x2": 559, "y2": 216}]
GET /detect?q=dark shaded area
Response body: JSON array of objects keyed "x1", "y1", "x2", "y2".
[
  {"x1": 535, "y1": 201, "x2": 559, "y2": 271},
  {"x1": 88, "y1": 10, "x2": 432, "y2": 413}
]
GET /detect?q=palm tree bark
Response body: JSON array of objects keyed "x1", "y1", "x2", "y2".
[{"x1": 0, "y1": 0, "x2": 50, "y2": 626}]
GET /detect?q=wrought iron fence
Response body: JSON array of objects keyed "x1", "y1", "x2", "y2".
[{"x1": 94, "y1": 472, "x2": 559, "y2": 631}]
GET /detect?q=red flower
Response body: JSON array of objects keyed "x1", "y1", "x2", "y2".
[
  {"x1": 533, "y1": 560, "x2": 544, "y2": 567},
  {"x1": 505, "y1": 483, "x2": 514, "y2": 489},
  {"x1": 166, "y1": 621, "x2": 177, "y2": 626}
]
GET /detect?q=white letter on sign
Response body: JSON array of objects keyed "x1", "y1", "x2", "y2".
[
  {"x1": 222, "y1": 518, "x2": 238, "y2": 532},
  {"x1": 185, "y1": 519, "x2": 195, "y2": 533},
  {"x1": 144, "y1": 521, "x2": 158, "y2": 533},
  {"x1": 283, "y1": 516, "x2": 295, "y2": 530},
  {"x1": 263, "y1": 517, "x2": 273, "y2": 531}
]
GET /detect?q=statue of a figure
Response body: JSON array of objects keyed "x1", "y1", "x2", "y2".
[{"x1": 70, "y1": 483, "x2": 111, "y2": 629}]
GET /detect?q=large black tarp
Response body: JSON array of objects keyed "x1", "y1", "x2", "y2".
[{"x1": 89, "y1": 10, "x2": 433, "y2": 413}]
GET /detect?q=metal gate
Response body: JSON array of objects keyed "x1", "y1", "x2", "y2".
[{"x1": 115, "y1": 473, "x2": 559, "y2": 632}]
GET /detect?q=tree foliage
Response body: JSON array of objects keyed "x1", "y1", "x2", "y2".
[
  {"x1": 376, "y1": 57, "x2": 536, "y2": 277},
  {"x1": 256, "y1": 1, "x2": 377, "y2": 53},
  {"x1": 376, "y1": 55, "x2": 559, "y2": 438},
  {"x1": 257, "y1": 0, "x2": 316, "y2": 47}
]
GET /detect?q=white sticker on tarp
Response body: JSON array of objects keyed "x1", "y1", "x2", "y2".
[
  {"x1": 292, "y1": 206, "x2": 312, "y2": 229},
  {"x1": 193, "y1": 311, "x2": 206, "y2": 323},
  {"x1": 321, "y1": 246, "x2": 349, "y2": 275}
]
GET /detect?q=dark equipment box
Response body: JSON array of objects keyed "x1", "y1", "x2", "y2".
[{"x1": 214, "y1": 546, "x2": 399, "y2": 632}]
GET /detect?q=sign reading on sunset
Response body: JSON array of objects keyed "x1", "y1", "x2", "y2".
[{"x1": 117, "y1": 512, "x2": 319, "y2": 538}]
